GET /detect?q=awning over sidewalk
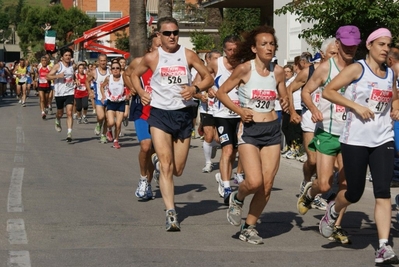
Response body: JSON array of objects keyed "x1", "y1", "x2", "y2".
[{"x1": 146, "y1": 0, "x2": 159, "y2": 14}]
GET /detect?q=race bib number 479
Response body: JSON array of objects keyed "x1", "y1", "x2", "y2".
[
  {"x1": 368, "y1": 88, "x2": 392, "y2": 113},
  {"x1": 160, "y1": 66, "x2": 188, "y2": 86}
]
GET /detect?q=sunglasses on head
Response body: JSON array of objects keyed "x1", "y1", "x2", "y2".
[
  {"x1": 111, "y1": 67, "x2": 120, "y2": 70},
  {"x1": 160, "y1": 30, "x2": 179, "y2": 37}
]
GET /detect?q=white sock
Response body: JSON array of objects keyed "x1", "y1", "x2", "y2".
[
  {"x1": 330, "y1": 204, "x2": 339, "y2": 219},
  {"x1": 379, "y1": 239, "x2": 388, "y2": 248},
  {"x1": 140, "y1": 175, "x2": 147, "y2": 181},
  {"x1": 67, "y1": 128, "x2": 72, "y2": 134},
  {"x1": 222, "y1": 181, "x2": 230, "y2": 188},
  {"x1": 203, "y1": 141, "x2": 212, "y2": 164}
]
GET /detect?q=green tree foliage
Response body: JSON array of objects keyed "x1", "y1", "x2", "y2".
[
  {"x1": 218, "y1": 8, "x2": 260, "y2": 49},
  {"x1": 190, "y1": 30, "x2": 215, "y2": 52},
  {"x1": 275, "y1": 0, "x2": 399, "y2": 49},
  {"x1": 114, "y1": 29, "x2": 129, "y2": 52},
  {"x1": 17, "y1": 5, "x2": 95, "y2": 55}
]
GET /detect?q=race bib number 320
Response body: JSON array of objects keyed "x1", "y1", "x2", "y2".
[{"x1": 160, "y1": 66, "x2": 188, "y2": 85}]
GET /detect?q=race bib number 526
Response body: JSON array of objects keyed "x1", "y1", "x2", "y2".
[{"x1": 160, "y1": 66, "x2": 188, "y2": 85}]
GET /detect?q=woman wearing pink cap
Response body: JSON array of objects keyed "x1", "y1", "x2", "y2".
[{"x1": 319, "y1": 28, "x2": 399, "y2": 264}]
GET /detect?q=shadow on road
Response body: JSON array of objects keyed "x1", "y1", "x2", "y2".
[{"x1": 175, "y1": 199, "x2": 224, "y2": 223}]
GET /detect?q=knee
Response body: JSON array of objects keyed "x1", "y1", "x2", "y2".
[
  {"x1": 344, "y1": 190, "x2": 362, "y2": 204},
  {"x1": 316, "y1": 178, "x2": 332, "y2": 193},
  {"x1": 140, "y1": 141, "x2": 152, "y2": 154},
  {"x1": 245, "y1": 177, "x2": 263, "y2": 193}
]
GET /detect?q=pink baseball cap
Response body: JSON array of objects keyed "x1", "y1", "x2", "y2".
[{"x1": 336, "y1": 25, "x2": 361, "y2": 46}]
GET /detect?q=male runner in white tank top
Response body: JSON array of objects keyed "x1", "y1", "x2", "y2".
[
  {"x1": 85, "y1": 54, "x2": 110, "y2": 144},
  {"x1": 298, "y1": 25, "x2": 361, "y2": 244},
  {"x1": 131, "y1": 17, "x2": 213, "y2": 231}
]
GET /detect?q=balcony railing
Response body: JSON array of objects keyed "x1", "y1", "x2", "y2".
[{"x1": 86, "y1": 11, "x2": 123, "y2": 20}]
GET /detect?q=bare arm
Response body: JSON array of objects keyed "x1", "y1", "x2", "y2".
[
  {"x1": 274, "y1": 65, "x2": 289, "y2": 112},
  {"x1": 323, "y1": 62, "x2": 374, "y2": 120},
  {"x1": 123, "y1": 57, "x2": 142, "y2": 94},
  {"x1": 131, "y1": 53, "x2": 154, "y2": 105},
  {"x1": 100, "y1": 76, "x2": 109, "y2": 104},
  {"x1": 46, "y1": 63, "x2": 61, "y2": 80},
  {"x1": 216, "y1": 62, "x2": 253, "y2": 122}
]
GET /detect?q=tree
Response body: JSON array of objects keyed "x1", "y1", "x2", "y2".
[
  {"x1": 275, "y1": 0, "x2": 399, "y2": 50},
  {"x1": 17, "y1": 5, "x2": 95, "y2": 56},
  {"x1": 114, "y1": 29, "x2": 129, "y2": 53},
  {"x1": 129, "y1": 0, "x2": 147, "y2": 59},
  {"x1": 190, "y1": 30, "x2": 215, "y2": 52},
  {"x1": 158, "y1": 0, "x2": 173, "y2": 19},
  {"x1": 218, "y1": 8, "x2": 260, "y2": 49}
]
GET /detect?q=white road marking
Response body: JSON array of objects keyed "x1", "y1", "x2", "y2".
[
  {"x1": 8, "y1": 168, "x2": 24, "y2": 212},
  {"x1": 16, "y1": 145, "x2": 24, "y2": 152},
  {"x1": 16, "y1": 127, "x2": 24, "y2": 144},
  {"x1": 14, "y1": 154, "x2": 23, "y2": 163},
  {"x1": 7, "y1": 219, "x2": 28, "y2": 244},
  {"x1": 7, "y1": 251, "x2": 31, "y2": 267}
]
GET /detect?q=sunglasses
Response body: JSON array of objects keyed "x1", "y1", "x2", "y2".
[
  {"x1": 111, "y1": 67, "x2": 120, "y2": 70},
  {"x1": 160, "y1": 30, "x2": 179, "y2": 37}
]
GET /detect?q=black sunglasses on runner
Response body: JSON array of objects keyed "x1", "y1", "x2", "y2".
[{"x1": 160, "y1": 30, "x2": 179, "y2": 37}]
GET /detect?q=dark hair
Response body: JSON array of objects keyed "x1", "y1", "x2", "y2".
[
  {"x1": 283, "y1": 64, "x2": 293, "y2": 72},
  {"x1": 157, "y1": 17, "x2": 178, "y2": 32},
  {"x1": 60, "y1": 47, "x2": 73, "y2": 57},
  {"x1": 230, "y1": 26, "x2": 278, "y2": 68},
  {"x1": 111, "y1": 62, "x2": 121, "y2": 69},
  {"x1": 146, "y1": 32, "x2": 158, "y2": 52},
  {"x1": 222, "y1": 35, "x2": 241, "y2": 49},
  {"x1": 294, "y1": 56, "x2": 301, "y2": 66}
]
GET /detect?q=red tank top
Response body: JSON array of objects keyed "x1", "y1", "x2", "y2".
[
  {"x1": 38, "y1": 66, "x2": 50, "y2": 88},
  {"x1": 74, "y1": 73, "x2": 88, "y2": 98}
]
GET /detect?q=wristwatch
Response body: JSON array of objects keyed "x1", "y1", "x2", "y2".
[{"x1": 194, "y1": 85, "x2": 201, "y2": 94}]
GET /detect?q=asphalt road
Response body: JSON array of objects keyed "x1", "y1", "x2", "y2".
[{"x1": 1, "y1": 94, "x2": 399, "y2": 267}]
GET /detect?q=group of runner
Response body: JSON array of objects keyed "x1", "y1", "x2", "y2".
[{"x1": 2, "y1": 18, "x2": 399, "y2": 265}]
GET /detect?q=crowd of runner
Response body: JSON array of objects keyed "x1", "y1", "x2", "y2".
[{"x1": 2, "y1": 18, "x2": 399, "y2": 265}]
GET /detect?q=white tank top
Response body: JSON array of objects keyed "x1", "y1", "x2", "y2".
[
  {"x1": 105, "y1": 74, "x2": 125, "y2": 102},
  {"x1": 340, "y1": 60, "x2": 394, "y2": 146},
  {"x1": 54, "y1": 62, "x2": 75, "y2": 97},
  {"x1": 317, "y1": 57, "x2": 347, "y2": 135},
  {"x1": 213, "y1": 57, "x2": 240, "y2": 118},
  {"x1": 238, "y1": 60, "x2": 277, "y2": 113},
  {"x1": 150, "y1": 46, "x2": 193, "y2": 110},
  {"x1": 95, "y1": 67, "x2": 110, "y2": 101}
]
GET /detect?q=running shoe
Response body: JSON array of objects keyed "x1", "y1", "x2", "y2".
[
  {"x1": 113, "y1": 140, "x2": 121, "y2": 149},
  {"x1": 211, "y1": 146, "x2": 217, "y2": 159},
  {"x1": 215, "y1": 173, "x2": 224, "y2": 198},
  {"x1": 123, "y1": 117, "x2": 129, "y2": 127},
  {"x1": 366, "y1": 172, "x2": 373, "y2": 182},
  {"x1": 227, "y1": 192, "x2": 243, "y2": 226},
  {"x1": 375, "y1": 243, "x2": 396, "y2": 264},
  {"x1": 144, "y1": 183, "x2": 154, "y2": 200},
  {"x1": 191, "y1": 129, "x2": 195, "y2": 138},
  {"x1": 223, "y1": 187, "x2": 232, "y2": 205},
  {"x1": 311, "y1": 194, "x2": 327, "y2": 211},
  {"x1": 55, "y1": 119, "x2": 62, "y2": 132},
  {"x1": 48, "y1": 107, "x2": 53, "y2": 115},
  {"x1": 202, "y1": 163, "x2": 213, "y2": 173},
  {"x1": 106, "y1": 131, "x2": 113, "y2": 142},
  {"x1": 319, "y1": 201, "x2": 337, "y2": 238},
  {"x1": 153, "y1": 170, "x2": 159, "y2": 185},
  {"x1": 44, "y1": 108, "x2": 48, "y2": 115},
  {"x1": 151, "y1": 153, "x2": 160, "y2": 172},
  {"x1": 299, "y1": 180, "x2": 307, "y2": 196},
  {"x1": 21, "y1": 102, "x2": 26, "y2": 107},
  {"x1": 233, "y1": 173, "x2": 244, "y2": 184},
  {"x1": 239, "y1": 225, "x2": 264, "y2": 245},
  {"x1": 328, "y1": 225, "x2": 351, "y2": 244},
  {"x1": 94, "y1": 123, "x2": 101, "y2": 135},
  {"x1": 41, "y1": 112, "x2": 46, "y2": 120},
  {"x1": 297, "y1": 181, "x2": 313, "y2": 215},
  {"x1": 18, "y1": 99, "x2": 21, "y2": 103},
  {"x1": 296, "y1": 153, "x2": 307, "y2": 162},
  {"x1": 100, "y1": 135, "x2": 107, "y2": 144},
  {"x1": 73, "y1": 113, "x2": 77, "y2": 120},
  {"x1": 77, "y1": 118, "x2": 82, "y2": 124},
  {"x1": 83, "y1": 117, "x2": 88, "y2": 124},
  {"x1": 66, "y1": 132, "x2": 72, "y2": 142},
  {"x1": 135, "y1": 178, "x2": 148, "y2": 198},
  {"x1": 165, "y1": 209, "x2": 180, "y2": 232},
  {"x1": 285, "y1": 149, "x2": 298, "y2": 159}
]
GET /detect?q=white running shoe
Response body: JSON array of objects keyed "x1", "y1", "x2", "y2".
[
  {"x1": 202, "y1": 163, "x2": 213, "y2": 173},
  {"x1": 135, "y1": 179, "x2": 148, "y2": 198},
  {"x1": 215, "y1": 173, "x2": 224, "y2": 197}
]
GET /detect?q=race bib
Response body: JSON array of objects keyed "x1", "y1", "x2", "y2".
[
  {"x1": 39, "y1": 78, "x2": 48, "y2": 84},
  {"x1": 65, "y1": 77, "x2": 74, "y2": 88},
  {"x1": 333, "y1": 103, "x2": 347, "y2": 122},
  {"x1": 368, "y1": 88, "x2": 392, "y2": 113},
  {"x1": 19, "y1": 74, "x2": 27, "y2": 83},
  {"x1": 227, "y1": 100, "x2": 241, "y2": 115},
  {"x1": 247, "y1": 89, "x2": 277, "y2": 112},
  {"x1": 160, "y1": 66, "x2": 188, "y2": 86},
  {"x1": 77, "y1": 84, "x2": 86, "y2": 91}
]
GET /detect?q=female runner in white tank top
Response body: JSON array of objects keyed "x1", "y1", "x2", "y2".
[
  {"x1": 100, "y1": 62, "x2": 126, "y2": 149},
  {"x1": 216, "y1": 25, "x2": 289, "y2": 245},
  {"x1": 320, "y1": 28, "x2": 399, "y2": 264}
]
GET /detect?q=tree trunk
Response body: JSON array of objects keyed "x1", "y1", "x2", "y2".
[
  {"x1": 129, "y1": 0, "x2": 147, "y2": 60},
  {"x1": 158, "y1": 0, "x2": 173, "y2": 19}
]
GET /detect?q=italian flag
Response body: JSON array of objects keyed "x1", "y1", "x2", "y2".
[{"x1": 44, "y1": 30, "x2": 56, "y2": 51}]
